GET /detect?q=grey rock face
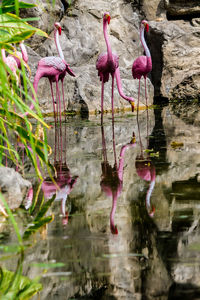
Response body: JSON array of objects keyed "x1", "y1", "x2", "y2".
[
  {"x1": 0, "y1": 167, "x2": 32, "y2": 213},
  {"x1": 165, "y1": 0, "x2": 200, "y2": 17},
  {"x1": 148, "y1": 19, "x2": 200, "y2": 100},
  {"x1": 24, "y1": 0, "x2": 154, "y2": 114}
]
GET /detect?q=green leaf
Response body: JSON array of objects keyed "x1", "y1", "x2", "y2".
[
  {"x1": 23, "y1": 216, "x2": 54, "y2": 240},
  {"x1": 0, "y1": 13, "x2": 48, "y2": 46},
  {"x1": 0, "y1": 2, "x2": 36, "y2": 14},
  {"x1": 0, "y1": 268, "x2": 42, "y2": 299}
]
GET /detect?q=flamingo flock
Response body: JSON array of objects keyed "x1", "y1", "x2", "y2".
[
  {"x1": 2, "y1": 13, "x2": 152, "y2": 121},
  {"x1": 2, "y1": 13, "x2": 155, "y2": 226}
]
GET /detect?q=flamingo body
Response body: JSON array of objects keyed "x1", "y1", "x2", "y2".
[
  {"x1": 132, "y1": 56, "x2": 152, "y2": 80},
  {"x1": 96, "y1": 52, "x2": 118, "y2": 83},
  {"x1": 1, "y1": 49, "x2": 18, "y2": 82},
  {"x1": 12, "y1": 42, "x2": 28, "y2": 69}
]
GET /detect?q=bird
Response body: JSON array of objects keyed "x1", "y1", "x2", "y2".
[
  {"x1": 12, "y1": 41, "x2": 28, "y2": 69},
  {"x1": 96, "y1": 12, "x2": 135, "y2": 120},
  {"x1": 100, "y1": 117, "x2": 136, "y2": 234},
  {"x1": 132, "y1": 20, "x2": 152, "y2": 115},
  {"x1": 32, "y1": 22, "x2": 75, "y2": 122},
  {"x1": 1, "y1": 48, "x2": 19, "y2": 84}
]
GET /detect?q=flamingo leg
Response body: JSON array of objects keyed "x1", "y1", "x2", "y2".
[
  {"x1": 61, "y1": 79, "x2": 66, "y2": 112},
  {"x1": 59, "y1": 119, "x2": 63, "y2": 166},
  {"x1": 111, "y1": 74, "x2": 115, "y2": 119},
  {"x1": 144, "y1": 78, "x2": 148, "y2": 108},
  {"x1": 101, "y1": 80, "x2": 104, "y2": 122},
  {"x1": 137, "y1": 79, "x2": 141, "y2": 122},
  {"x1": 56, "y1": 79, "x2": 62, "y2": 125},
  {"x1": 49, "y1": 79, "x2": 57, "y2": 122},
  {"x1": 112, "y1": 114, "x2": 117, "y2": 165}
]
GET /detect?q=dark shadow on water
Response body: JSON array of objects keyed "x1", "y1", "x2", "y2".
[
  {"x1": 168, "y1": 282, "x2": 200, "y2": 300},
  {"x1": 148, "y1": 102, "x2": 170, "y2": 175}
]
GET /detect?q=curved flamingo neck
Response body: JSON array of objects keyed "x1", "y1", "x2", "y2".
[
  {"x1": 115, "y1": 68, "x2": 135, "y2": 103},
  {"x1": 140, "y1": 26, "x2": 151, "y2": 58},
  {"x1": 19, "y1": 43, "x2": 28, "y2": 63},
  {"x1": 55, "y1": 28, "x2": 64, "y2": 60},
  {"x1": 103, "y1": 19, "x2": 112, "y2": 62}
]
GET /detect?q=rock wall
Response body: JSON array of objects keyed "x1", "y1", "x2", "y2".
[
  {"x1": 22, "y1": 0, "x2": 199, "y2": 114},
  {"x1": 24, "y1": 0, "x2": 156, "y2": 115}
]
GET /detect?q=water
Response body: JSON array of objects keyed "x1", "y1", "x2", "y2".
[{"x1": 1, "y1": 103, "x2": 200, "y2": 299}]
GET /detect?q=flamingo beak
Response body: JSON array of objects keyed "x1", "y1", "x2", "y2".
[
  {"x1": 145, "y1": 23, "x2": 149, "y2": 32},
  {"x1": 58, "y1": 27, "x2": 62, "y2": 35},
  {"x1": 106, "y1": 14, "x2": 111, "y2": 24},
  {"x1": 149, "y1": 205, "x2": 155, "y2": 217},
  {"x1": 130, "y1": 101, "x2": 134, "y2": 112},
  {"x1": 131, "y1": 135, "x2": 136, "y2": 144},
  {"x1": 111, "y1": 225, "x2": 118, "y2": 235}
]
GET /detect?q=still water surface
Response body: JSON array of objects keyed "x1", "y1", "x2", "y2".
[{"x1": 1, "y1": 104, "x2": 200, "y2": 299}]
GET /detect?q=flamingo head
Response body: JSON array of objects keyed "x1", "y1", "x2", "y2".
[
  {"x1": 104, "y1": 12, "x2": 111, "y2": 24},
  {"x1": 62, "y1": 212, "x2": 69, "y2": 226},
  {"x1": 54, "y1": 22, "x2": 62, "y2": 35},
  {"x1": 141, "y1": 20, "x2": 149, "y2": 32},
  {"x1": 147, "y1": 205, "x2": 155, "y2": 218},
  {"x1": 110, "y1": 224, "x2": 118, "y2": 235},
  {"x1": 130, "y1": 132, "x2": 136, "y2": 144}
]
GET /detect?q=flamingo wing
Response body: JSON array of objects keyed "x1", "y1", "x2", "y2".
[
  {"x1": 112, "y1": 52, "x2": 119, "y2": 69},
  {"x1": 41, "y1": 56, "x2": 66, "y2": 72},
  {"x1": 132, "y1": 56, "x2": 148, "y2": 79}
]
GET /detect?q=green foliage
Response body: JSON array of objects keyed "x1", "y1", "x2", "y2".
[
  {"x1": 0, "y1": 248, "x2": 42, "y2": 300},
  {"x1": 0, "y1": 12, "x2": 48, "y2": 47},
  {"x1": 0, "y1": 267, "x2": 42, "y2": 299},
  {"x1": 0, "y1": 0, "x2": 36, "y2": 14},
  {"x1": 0, "y1": 0, "x2": 54, "y2": 178},
  {"x1": 23, "y1": 194, "x2": 55, "y2": 240}
]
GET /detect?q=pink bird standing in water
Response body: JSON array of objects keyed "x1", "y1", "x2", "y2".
[
  {"x1": 132, "y1": 20, "x2": 152, "y2": 115},
  {"x1": 32, "y1": 22, "x2": 75, "y2": 122},
  {"x1": 96, "y1": 12, "x2": 135, "y2": 119}
]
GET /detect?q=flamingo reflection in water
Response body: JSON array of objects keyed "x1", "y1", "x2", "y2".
[
  {"x1": 100, "y1": 118, "x2": 136, "y2": 234},
  {"x1": 42, "y1": 121, "x2": 78, "y2": 225},
  {"x1": 135, "y1": 107, "x2": 156, "y2": 217}
]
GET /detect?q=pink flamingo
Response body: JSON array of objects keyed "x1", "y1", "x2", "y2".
[
  {"x1": 96, "y1": 12, "x2": 135, "y2": 119},
  {"x1": 1, "y1": 48, "x2": 19, "y2": 84},
  {"x1": 42, "y1": 120, "x2": 78, "y2": 225},
  {"x1": 135, "y1": 108, "x2": 155, "y2": 217},
  {"x1": 11, "y1": 41, "x2": 28, "y2": 69},
  {"x1": 100, "y1": 118, "x2": 136, "y2": 234},
  {"x1": 32, "y1": 22, "x2": 75, "y2": 122},
  {"x1": 132, "y1": 20, "x2": 152, "y2": 115}
]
